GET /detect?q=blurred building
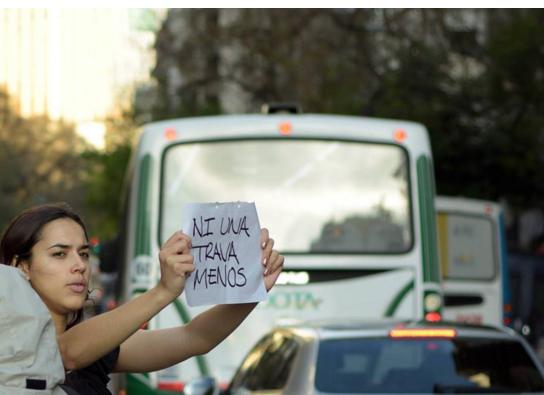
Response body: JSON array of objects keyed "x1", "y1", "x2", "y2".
[{"x1": 0, "y1": 9, "x2": 163, "y2": 148}]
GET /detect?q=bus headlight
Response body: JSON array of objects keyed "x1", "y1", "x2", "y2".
[
  {"x1": 277, "y1": 271, "x2": 310, "y2": 285},
  {"x1": 424, "y1": 292, "x2": 442, "y2": 312}
]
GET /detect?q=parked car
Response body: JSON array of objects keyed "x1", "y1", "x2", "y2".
[{"x1": 185, "y1": 319, "x2": 544, "y2": 395}]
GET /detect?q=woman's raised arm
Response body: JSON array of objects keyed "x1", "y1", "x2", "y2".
[
  {"x1": 58, "y1": 231, "x2": 194, "y2": 370},
  {"x1": 114, "y1": 228, "x2": 284, "y2": 373}
]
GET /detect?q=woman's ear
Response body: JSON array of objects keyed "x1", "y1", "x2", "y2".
[
  {"x1": 12, "y1": 256, "x2": 31, "y2": 279},
  {"x1": 20, "y1": 263, "x2": 31, "y2": 279}
]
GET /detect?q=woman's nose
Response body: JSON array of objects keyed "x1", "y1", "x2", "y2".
[{"x1": 72, "y1": 253, "x2": 87, "y2": 273}]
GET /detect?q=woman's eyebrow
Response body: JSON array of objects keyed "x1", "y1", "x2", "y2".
[
  {"x1": 47, "y1": 243, "x2": 70, "y2": 250},
  {"x1": 47, "y1": 243, "x2": 91, "y2": 250}
]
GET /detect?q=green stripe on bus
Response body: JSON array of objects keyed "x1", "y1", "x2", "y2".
[
  {"x1": 416, "y1": 155, "x2": 439, "y2": 283},
  {"x1": 135, "y1": 154, "x2": 152, "y2": 256},
  {"x1": 425, "y1": 156, "x2": 439, "y2": 282},
  {"x1": 384, "y1": 280, "x2": 414, "y2": 317},
  {"x1": 416, "y1": 156, "x2": 430, "y2": 282},
  {"x1": 437, "y1": 213, "x2": 449, "y2": 277},
  {"x1": 172, "y1": 299, "x2": 210, "y2": 376}
]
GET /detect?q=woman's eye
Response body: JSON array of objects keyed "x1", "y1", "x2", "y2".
[
  {"x1": 53, "y1": 251, "x2": 66, "y2": 257},
  {"x1": 80, "y1": 251, "x2": 90, "y2": 260}
]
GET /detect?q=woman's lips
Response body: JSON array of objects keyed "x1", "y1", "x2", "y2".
[{"x1": 68, "y1": 283, "x2": 86, "y2": 293}]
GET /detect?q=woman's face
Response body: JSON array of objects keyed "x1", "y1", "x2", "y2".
[{"x1": 22, "y1": 218, "x2": 91, "y2": 319}]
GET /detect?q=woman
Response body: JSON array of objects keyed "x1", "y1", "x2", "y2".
[{"x1": 0, "y1": 202, "x2": 284, "y2": 395}]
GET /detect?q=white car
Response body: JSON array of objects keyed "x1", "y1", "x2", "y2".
[{"x1": 186, "y1": 319, "x2": 544, "y2": 394}]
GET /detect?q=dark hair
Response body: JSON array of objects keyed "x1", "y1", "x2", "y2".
[{"x1": 0, "y1": 202, "x2": 89, "y2": 327}]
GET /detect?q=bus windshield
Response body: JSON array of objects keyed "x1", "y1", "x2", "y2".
[
  {"x1": 161, "y1": 138, "x2": 412, "y2": 254},
  {"x1": 438, "y1": 212, "x2": 496, "y2": 281}
]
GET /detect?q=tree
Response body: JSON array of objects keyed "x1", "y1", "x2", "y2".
[
  {"x1": 152, "y1": 9, "x2": 222, "y2": 119},
  {"x1": 482, "y1": 10, "x2": 544, "y2": 207},
  {"x1": 0, "y1": 89, "x2": 90, "y2": 231},
  {"x1": 151, "y1": 9, "x2": 378, "y2": 116},
  {"x1": 0, "y1": 89, "x2": 136, "y2": 240},
  {"x1": 148, "y1": 9, "x2": 544, "y2": 217},
  {"x1": 81, "y1": 109, "x2": 136, "y2": 239}
]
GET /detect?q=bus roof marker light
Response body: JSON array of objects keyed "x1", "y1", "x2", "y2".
[
  {"x1": 394, "y1": 128, "x2": 408, "y2": 143},
  {"x1": 165, "y1": 127, "x2": 177, "y2": 141},
  {"x1": 279, "y1": 122, "x2": 292, "y2": 136}
]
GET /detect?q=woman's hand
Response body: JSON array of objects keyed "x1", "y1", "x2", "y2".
[
  {"x1": 260, "y1": 228, "x2": 284, "y2": 292},
  {"x1": 157, "y1": 231, "x2": 195, "y2": 299}
]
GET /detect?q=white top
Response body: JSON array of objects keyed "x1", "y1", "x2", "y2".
[{"x1": 0, "y1": 265, "x2": 66, "y2": 395}]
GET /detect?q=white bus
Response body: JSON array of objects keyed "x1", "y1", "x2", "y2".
[
  {"x1": 117, "y1": 109, "x2": 442, "y2": 394},
  {"x1": 436, "y1": 196, "x2": 512, "y2": 327}
]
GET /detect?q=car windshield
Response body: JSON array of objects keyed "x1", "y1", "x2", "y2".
[
  {"x1": 161, "y1": 139, "x2": 411, "y2": 254},
  {"x1": 315, "y1": 337, "x2": 544, "y2": 393}
]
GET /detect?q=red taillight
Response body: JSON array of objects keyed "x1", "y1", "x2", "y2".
[
  {"x1": 158, "y1": 381, "x2": 184, "y2": 392},
  {"x1": 425, "y1": 312, "x2": 442, "y2": 322},
  {"x1": 390, "y1": 328, "x2": 456, "y2": 338}
]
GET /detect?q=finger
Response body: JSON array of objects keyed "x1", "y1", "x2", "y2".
[
  {"x1": 271, "y1": 253, "x2": 285, "y2": 274},
  {"x1": 262, "y1": 238, "x2": 274, "y2": 266},
  {"x1": 263, "y1": 255, "x2": 284, "y2": 292},
  {"x1": 166, "y1": 253, "x2": 194, "y2": 267},
  {"x1": 162, "y1": 231, "x2": 179, "y2": 247},
  {"x1": 264, "y1": 250, "x2": 283, "y2": 275},
  {"x1": 163, "y1": 238, "x2": 192, "y2": 258},
  {"x1": 160, "y1": 244, "x2": 183, "y2": 264},
  {"x1": 175, "y1": 232, "x2": 192, "y2": 249},
  {"x1": 163, "y1": 231, "x2": 192, "y2": 249},
  {"x1": 167, "y1": 254, "x2": 195, "y2": 276},
  {"x1": 162, "y1": 231, "x2": 182, "y2": 248},
  {"x1": 260, "y1": 228, "x2": 269, "y2": 249},
  {"x1": 173, "y1": 262, "x2": 195, "y2": 277},
  {"x1": 174, "y1": 239, "x2": 191, "y2": 254}
]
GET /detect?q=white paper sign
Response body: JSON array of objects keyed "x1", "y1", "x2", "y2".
[{"x1": 181, "y1": 202, "x2": 267, "y2": 306}]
